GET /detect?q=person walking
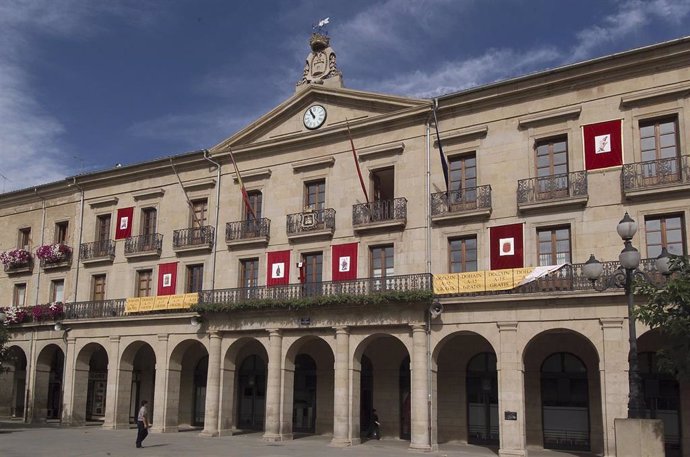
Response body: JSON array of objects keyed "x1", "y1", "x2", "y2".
[
  {"x1": 368, "y1": 408, "x2": 381, "y2": 440},
  {"x1": 136, "y1": 400, "x2": 150, "y2": 448}
]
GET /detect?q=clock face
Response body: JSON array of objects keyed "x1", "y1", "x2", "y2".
[{"x1": 303, "y1": 105, "x2": 327, "y2": 129}]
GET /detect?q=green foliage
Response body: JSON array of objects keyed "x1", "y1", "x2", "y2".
[
  {"x1": 0, "y1": 323, "x2": 9, "y2": 372},
  {"x1": 635, "y1": 256, "x2": 690, "y2": 380},
  {"x1": 192, "y1": 289, "x2": 434, "y2": 313}
]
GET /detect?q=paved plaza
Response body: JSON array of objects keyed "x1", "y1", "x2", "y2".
[{"x1": 0, "y1": 420, "x2": 595, "y2": 457}]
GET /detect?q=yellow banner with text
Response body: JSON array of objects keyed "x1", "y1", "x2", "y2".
[
  {"x1": 433, "y1": 268, "x2": 535, "y2": 294},
  {"x1": 125, "y1": 293, "x2": 198, "y2": 314}
]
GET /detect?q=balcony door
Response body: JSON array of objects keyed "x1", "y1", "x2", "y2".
[
  {"x1": 190, "y1": 199, "x2": 208, "y2": 244},
  {"x1": 449, "y1": 154, "x2": 477, "y2": 209},
  {"x1": 371, "y1": 167, "x2": 394, "y2": 221},
  {"x1": 535, "y1": 137, "x2": 568, "y2": 200},
  {"x1": 136, "y1": 270, "x2": 153, "y2": 297},
  {"x1": 640, "y1": 117, "x2": 680, "y2": 185},
  {"x1": 140, "y1": 208, "x2": 157, "y2": 250},
  {"x1": 92, "y1": 275, "x2": 106, "y2": 301}
]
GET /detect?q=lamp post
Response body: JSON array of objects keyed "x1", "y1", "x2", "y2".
[{"x1": 582, "y1": 212, "x2": 671, "y2": 419}]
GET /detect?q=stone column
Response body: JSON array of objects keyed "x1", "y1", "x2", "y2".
[
  {"x1": 151, "y1": 334, "x2": 169, "y2": 433},
  {"x1": 60, "y1": 337, "x2": 80, "y2": 425},
  {"x1": 497, "y1": 322, "x2": 527, "y2": 457},
  {"x1": 599, "y1": 318, "x2": 628, "y2": 457},
  {"x1": 102, "y1": 336, "x2": 120, "y2": 429},
  {"x1": 263, "y1": 329, "x2": 283, "y2": 441},
  {"x1": 410, "y1": 323, "x2": 431, "y2": 450},
  {"x1": 331, "y1": 326, "x2": 350, "y2": 446},
  {"x1": 201, "y1": 331, "x2": 222, "y2": 437}
]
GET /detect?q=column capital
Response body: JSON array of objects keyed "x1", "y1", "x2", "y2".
[
  {"x1": 410, "y1": 323, "x2": 426, "y2": 332},
  {"x1": 497, "y1": 321, "x2": 518, "y2": 332},
  {"x1": 108, "y1": 335, "x2": 120, "y2": 343},
  {"x1": 66, "y1": 337, "x2": 77, "y2": 345},
  {"x1": 157, "y1": 334, "x2": 169, "y2": 342},
  {"x1": 208, "y1": 330, "x2": 222, "y2": 340},
  {"x1": 333, "y1": 326, "x2": 349, "y2": 335},
  {"x1": 267, "y1": 328, "x2": 282, "y2": 337},
  {"x1": 600, "y1": 317, "x2": 624, "y2": 329}
]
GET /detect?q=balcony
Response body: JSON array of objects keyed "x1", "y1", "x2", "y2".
[
  {"x1": 622, "y1": 156, "x2": 690, "y2": 198},
  {"x1": 226, "y1": 218, "x2": 270, "y2": 247},
  {"x1": 286, "y1": 208, "x2": 335, "y2": 241},
  {"x1": 173, "y1": 226, "x2": 215, "y2": 253},
  {"x1": 80, "y1": 240, "x2": 115, "y2": 264},
  {"x1": 352, "y1": 197, "x2": 407, "y2": 232},
  {"x1": 431, "y1": 185, "x2": 492, "y2": 223},
  {"x1": 124, "y1": 234, "x2": 163, "y2": 258},
  {"x1": 517, "y1": 171, "x2": 588, "y2": 212},
  {"x1": 40, "y1": 253, "x2": 72, "y2": 270},
  {"x1": 3, "y1": 260, "x2": 32, "y2": 275}
]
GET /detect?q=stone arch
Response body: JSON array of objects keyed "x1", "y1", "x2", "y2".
[
  {"x1": 523, "y1": 329, "x2": 602, "y2": 454},
  {"x1": 282, "y1": 335, "x2": 335, "y2": 437},
  {"x1": 70, "y1": 342, "x2": 108, "y2": 425},
  {"x1": 0, "y1": 345, "x2": 28, "y2": 418},
  {"x1": 165, "y1": 339, "x2": 208, "y2": 430},
  {"x1": 33, "y1": 343, "x2": 64, "y2": 422},
  {"x1": 220, "y1": 336, "x2": 268, "y2": 434},
  {"x1": 115, "y1": 341, "x2": 156, "y2": 429},
  {"x1": 432, "y1": 331, "x2": 498, "y2": 446},
  {"x1": 352, "y1": 332, "x2": 410, "y2": 441}
]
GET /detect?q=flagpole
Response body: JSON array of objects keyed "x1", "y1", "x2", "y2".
[
  {"x1": 432, "y1": 98, "x2": 450, "y2": 195},
  {"x1": 228, "y1": 147, "x2": 258, "y2": 221},
  {"x1": 345, "y1": 119, "x2": 370, "y2": 205}
]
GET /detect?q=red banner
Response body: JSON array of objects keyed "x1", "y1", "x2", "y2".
[
  {"x1": 332, "y1": 242, "x2": 358, "y2": 281},
  {"x1": 490, "y1": 223, "x2": 524, "y2": 270},
  {"x1": 267, "y1": 250, "x2": 290, "y2": 286},
  {"x1": 157, "y1": 262, "x2": 178, "y2": 295},
  {"x1": 115, "y1": 207, "x2": 134, "y2": 239},
  {"x1": 583, "y1": 120, "x2": 622, "y2": 171}
]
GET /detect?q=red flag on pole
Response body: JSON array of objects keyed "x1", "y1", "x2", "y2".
[
  {"x1": 228, "y1": 148, "x2": 257, "y2": 221},
  {"x1": 346, "y1": 120, "x2": 369, "y2": 204}
]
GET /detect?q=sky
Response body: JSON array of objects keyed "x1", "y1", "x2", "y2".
[{"x1": 1, "y1": 0, "x2": 689, "y2": 193}]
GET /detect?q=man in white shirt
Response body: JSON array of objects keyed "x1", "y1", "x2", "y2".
[{"x1": 136, "y1": 400, "x2": 150, "y2": 448}]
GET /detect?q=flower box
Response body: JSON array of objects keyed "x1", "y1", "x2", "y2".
[
  {"x1": 35, "y1": 244, "x2": 72, "y2": 265},
  {"x1": 0, "y1": 248, "x2": 31, "y2": 269},
  {"x1": 1, "y1": 306, "x2": 27, "y2": 325}
]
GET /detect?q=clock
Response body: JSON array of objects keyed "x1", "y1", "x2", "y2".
[{"x1": 303, "y1": 105, "x2": 327, "y2": 130}]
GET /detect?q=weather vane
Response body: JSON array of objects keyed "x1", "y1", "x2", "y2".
[{"x1": 312, "y1": 17, "x2": 330, "y2": 34}]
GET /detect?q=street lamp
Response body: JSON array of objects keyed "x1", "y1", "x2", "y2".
[{"x1": 582, "y1": 212, "x2": 671, "y2": 419}]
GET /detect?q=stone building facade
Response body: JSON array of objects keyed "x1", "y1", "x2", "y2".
[{"x1": 0, "y1": 34, "x2": 689, "y2": 457}]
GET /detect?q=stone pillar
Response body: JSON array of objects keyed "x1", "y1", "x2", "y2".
[
  {"x1": 201, "y1": 331, "x2": 222, "y2": 437},
  {"x1": 263, "y1": 329, "x2": 283, "y2": 441},
  {"x1": 151, "y1": 334, "x2": 169, "y2": 433},
  {"x1": 600, "y1": 318, "x2": 627, "y2": 457},
  {"x1": 102, "y1": 336, "x2": 120, "y2": 429},
  {"x1": 497, "y1": 322, "x2": 527, "y2": 457},
  {"x1": 410, "y1": 323, "x2": 431, "y2": 450},
  {"x1": 331, "y1": 326, "x2": 350, "y2": 446},
  {"x1": 60, "y1": 338, "x2": 80, "y2": 425}
]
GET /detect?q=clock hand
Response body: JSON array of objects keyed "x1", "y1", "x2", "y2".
[{"x1": 309, "y1": 108, "x2": 316, "y2": 119}]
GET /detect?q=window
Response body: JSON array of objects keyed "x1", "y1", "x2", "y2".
[
  {"x1": 645, "y1": 214, "x2": 685, "y2": 258},
  {"x1": 96, "y1": 214, "x2": 111, "y2": 241},
  {"x1": 141, "y1": 208, "x2": 157, "y2": 236},
  {"x1": 449, "y1": 155, "x2": 477, "y2": 205},
  {"x1": 370, "y1": 245, "x2": 394, "y2": 278},
  {"x1": 51, "y1": 280, "x2": 65, "y2": 302},
  {"x1": 136, "y1": 270, "x2": 153, "y2": 297},
  {"x1": 54, "y1": 221, "x2": 69, "y2": 244},
  {"x1": 186, "y1": 264, "x2": 204, "y2": 293},
  {"x1": 92, "y1": 275, "x2": 106, "y2": 301},
  {"x1": 18, "y1": 228, "x2": 31, "y2": 250},
  {"x1": 449, "y1": 237, "x2": 477, "y2": 273},
  {"x1": 191, "y1": 199, "x2": 208, "y2": 228},
  {"x1": 537, "y1": 226, "x2": 571, "y2": 266},
  {"x1": 640, "y1": 117, "x2": 679, "y2": 162},
  {"x1": 239, "y1": 259, "x2": 259, "y2": 289},
  {"x1": 302, "y1": 252, "x2": 323, "y2": 283},
  {"x1": 371, "y1": 167, "x2": 394, "y2": 202},
  {"x1": 246, "y1": 190, "x2": 263, "y2": 220},
  {"x1": 535, "y1": 137, "x2": 568, "y2": 198},
  {"x1": 304, "y1": 180, "x2": 325, "y2": 211},
  {"x1": 13, "y1": 284, "x2": 26, "y2": 307}
]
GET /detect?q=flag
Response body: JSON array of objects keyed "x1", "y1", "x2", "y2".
[
  {"x1": 432, "y1": 101, "x2": 450, "y2": 193},
  {"x1": 490, "y1": 224, "x2": 524, "y2": 270},
  {"x1": 157, "y1": 262, "x2": 178, "y2": 295},
  {"x1": 115, "y1": 207, "x2": 134, "y2": 239},
  {"x1": 228, "y1": 148, "x2": 257, "y2": 220},
  {"x1": 332, "y1": 242, "x2": 358, "y2": 281},
  {"x1": 267, "y1": 250, "x2": 290, "y2": 286},
  {"x1": 583, "y1": 120, "x2": 623, "y2": 171},
  {"x1": 345, "y1": 120, "x2": 369, "y2": 204}
]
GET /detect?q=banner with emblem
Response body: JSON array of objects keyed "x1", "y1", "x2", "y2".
[
  {"x1": 583, "y1": 119, "x2": 623, "y2": 171},
  {"x1": 115, "y1": 207, "x2": 134, "y2": 239},
  {"x1": 157, "y1": 262, "x2": 178, "y2": 295},
  {"x1": 332, "y1": 242, "x2": 358, "y2": 281},
  {"x1": 490, "y1": 223, "x2": 524, "y2": 270},
  {"x1": 267, "y1": 250, "x2": 290, "y2": 286}
]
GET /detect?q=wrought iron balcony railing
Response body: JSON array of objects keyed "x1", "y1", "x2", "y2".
[
  {"x1": 125, "y1": 234, "x2": 163, "y2": 256},
  {"x1": 622, "y1": 156, "x2": 690, "y2": 193},
  {"x1": 353, "y1": 197, "x2": 407, "y2": 227},
  {"x1": 226, "y1": 218, "x2": 271, "y2": 242},
  {"x1": 517, "y1": 171, "x2": 588, "y2": 206},
  {"x1": 80, "y1": 240, "x2": 115, "y2": 261},
  {"x1": 63, "y1": 299, "x2": 127, "y2": 319},
  {"x1": 286, "y1": 208, "x2": 335, "y2": 236},
  {"x1": 201, "y1": 273, "x2": 432, "y2": 305},
  {"x1": 431, "y1": 185, "x2": 492, "y2": 217},
  {"x1": 173, "y1": 226, "x2": 214, "y2": 249}
]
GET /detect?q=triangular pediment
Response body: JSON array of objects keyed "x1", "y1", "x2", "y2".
[{"x1": 210, "y1": 85, "x2": 428, "y2": 152}]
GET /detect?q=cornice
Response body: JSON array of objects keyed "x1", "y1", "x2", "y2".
[
  {"x1": 357, "y1": 142, "x2": 405, "y2": 160},
  {"x1": 132, "y1": 188, "x2": 165, "y2": 201},
  {"x1": 517, "y1": 107, "x2": 582, "y2": 129},
  {"x1": 88, "y1": 196, "x2": 119, "y2": 208},
  {"x1": 620, "y1": 81, "x2": 690, "y2": 107},
  {"x1": 433, "y1": 125, "x2": 488, "y2": 147},
  {"x1": 232, "y1": 168, "x2": 272, "y2": 182},
  {"x1": 292, "y1": 156, "x2": 335, "y2": 172}
]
